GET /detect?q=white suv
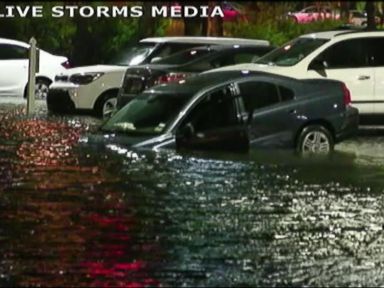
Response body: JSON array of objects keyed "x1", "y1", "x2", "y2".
[
  {"x1": 0, "y1": 37, "x2": 69, "y2": 99},
  {"x1": 47, "y1": 36, "x2": 270, "y2": 118},
  {"x1": 208, "y1": 30, "x2": 384, "y2": 115}
]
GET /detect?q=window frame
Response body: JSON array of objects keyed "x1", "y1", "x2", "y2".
[
  {"x1": 235, "y1": 78, "x2": 296, "y2": 117},
  {"x1": 0, "y1": 43, "x2": 29, "y2": 60},
  {"x1": 310, "y1": 38, "x2": 372, "y2": 69}
]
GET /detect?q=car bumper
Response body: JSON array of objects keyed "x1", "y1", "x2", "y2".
[
  {"x1": 335, "y1": 106, "x2": 359, "y2": 142},
  {"x1": 47, "y1": 89, "x2": 75, "y2": 113}
]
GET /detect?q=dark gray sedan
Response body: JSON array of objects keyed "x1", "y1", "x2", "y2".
[{"x1": 85, "y1": 70, "x2": 358, "y2": 154}]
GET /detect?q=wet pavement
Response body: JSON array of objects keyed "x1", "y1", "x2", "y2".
[{"x1": 2, "y1": 101, "x2": 384, "y2": 286}]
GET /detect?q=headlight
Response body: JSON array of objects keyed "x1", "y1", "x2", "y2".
[{"x1": 69, "y1": 72, "x2": 104, "y2": 85}]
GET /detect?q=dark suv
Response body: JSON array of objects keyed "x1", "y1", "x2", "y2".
[
  {"x1": 86, "y1": 70, "x2": 359, "y2": 155},
  {"x1": 116, "y1": 44, "x2": 274, "y2": 110}
]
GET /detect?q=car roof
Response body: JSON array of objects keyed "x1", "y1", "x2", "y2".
[
  {"x1": 300, "y1": 29, "x2": 384, "y2": 40},
  {"x1": 140, "y1": 36, "x2": 270, "y2": 46},
  {"x1": 146, "y1": 70, "x2": 298, "y2": 96},
  {"x1": 0, "y1": 37, "x2": 29, "y2": 48},
  {"x1": 181, "y1": 44, "x2": 274, "y2": 52}
]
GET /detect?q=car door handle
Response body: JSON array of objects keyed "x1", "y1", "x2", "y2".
[
  {"x1": 358, "y1": 75, "x2": 370, "y2": 80},
  {"x1": 288, "y1": 109, "x2": 297, "y2": 115}
]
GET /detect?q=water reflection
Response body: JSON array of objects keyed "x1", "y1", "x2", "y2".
[{"x1": 2, "y1": 105, "x2": 384, "y2": 286}]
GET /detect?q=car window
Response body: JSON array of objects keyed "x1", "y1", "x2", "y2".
[
  {"x1": 279, "y1": 85, "x2": 295, "y2": 102},
  {"x1": 102, "y1": 92, "x2": 190, "y2": 135},
  {"x1": 255, "y1": 37, "x2": 329, "y2": 66},
  {"x1": 181, "y1": 86, "x2": 238, "y2": 132},
  {"x1": 238, "y1": 81, "x2": 281, "y2": 113},
  {"x1": 186, "y1": 53, "x2": 233, "y2": 71},
  {"x1": 368, "y1": 37, "x2": 384, "y2": 67},
  {"x1": 150, "y1": 43, "x2": 203, "y2": 61},
  {"x1": 234, "y1": 52, "x2": 261, "y2": 64},
  {"x1": 153, "y1": 48, "x2": 213, "y2": 65},
  {"x1": 0, "y1": 44, "x2": 28, "y2": 60},
  {"x1": 110, "y1": 42, "x2": 157, "y2": 65},
  {"x1": 304, "y1": 7, "x2": 317, "y2": 13},
  {"x1": 316, "y1": 39, "x2": 370, "y2": 69}
]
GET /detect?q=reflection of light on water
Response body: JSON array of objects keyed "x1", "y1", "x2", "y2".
[
  {"x1": 336, "y1": 137, "x2": 384, "y2": 167},
  {"x1": 5, "y1": 106, "x2": 384, "y2": 286}
]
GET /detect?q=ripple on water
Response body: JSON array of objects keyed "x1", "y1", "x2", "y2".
[{"x1": 2, "y1": 105, "x2": 384, "y2": 286}]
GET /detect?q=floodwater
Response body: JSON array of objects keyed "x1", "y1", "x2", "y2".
[{"x1": 2, "y1": 103, "x2": 384, "y2": 287}]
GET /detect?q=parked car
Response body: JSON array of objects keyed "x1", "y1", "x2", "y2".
[
  {"x1": 116, "y1": 44, "x2": 274, "y2": 113},
  {"x1": 287, "y1": 6, "x2": 340, "y2": 23},
  {"x1": 83, "y1": 70, "x2": 358, "y2": 155},
  {"x1": 222, "y1": 1, "x2": 248, "y2": 22},
  {"x1": 0, "y1": 37, "x2": 69, "y2": 99},
  {"x1": 47, "y1": 37, "x2": 270, "y2": 118},
  {"x1": 169, "y1": 1, "x2": 247, "y2": 22},
  {"x1": 348, "y1": 10, "x2": 380, "y2": 26},
  {"x1": 208, "y1": 30, "x2": 384, "y2": 117}
]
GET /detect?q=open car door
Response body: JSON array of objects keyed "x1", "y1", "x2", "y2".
[{"x1": 175, "y1": 83, "x2": 249, "y2": 152}]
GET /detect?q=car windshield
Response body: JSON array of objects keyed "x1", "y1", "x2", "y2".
[
  {"x1": 102, "y1": 93, "x2": 190, "y2": 135},
  {"x1": 254, "y1": 37, "x2": 329, "y2": 66},
  {"x1": 152, "y1": 48, "x2": 213, "y2": 65},
  {"x1": 109, "y1": 42, "x2": 157, "y2": 66}
]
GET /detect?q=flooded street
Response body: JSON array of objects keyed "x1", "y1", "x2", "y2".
[{"x1": 2, "y1": 102, "x2": 384, "y2": 287}]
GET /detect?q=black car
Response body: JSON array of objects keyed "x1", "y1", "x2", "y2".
[
  {"x1": 85, "y1": 70, "x2": 358, "y2": 155},
  {"x1": 116, "y1": 44, "x2": 274, "y2": 110}
]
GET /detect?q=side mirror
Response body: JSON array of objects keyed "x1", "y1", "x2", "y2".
[{"x1": 308, "y1": 58, "x2": 327, "y2": 71}]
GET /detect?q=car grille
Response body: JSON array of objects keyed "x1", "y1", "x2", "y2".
[{"x1": 54, "y1": 75, "x2": 69, "y2": 82}]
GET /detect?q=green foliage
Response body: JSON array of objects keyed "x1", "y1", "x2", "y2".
[
  {"x1": 0, "y1": 1, "x2": 170, "y2": 66},
  {"x1": 224, "y1": 19, "x2": 345, "y2": 46}
]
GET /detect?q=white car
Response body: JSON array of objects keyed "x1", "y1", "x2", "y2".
[
  {"x1": 0, "y1": 37, "x2": 69, "y2": 99},
  {"x1": 207, "y1": 30, "x2": 384, "y2": 115},
  {"x1": 348, "y1": 10, "x2": 380, "y2": 26},
  {"x1": 47, "y1": 36, "x2": 270, "y2": 118}
]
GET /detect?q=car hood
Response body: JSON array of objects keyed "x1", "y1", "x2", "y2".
[
  {"x1": 58, "y1": 65, "x2": 127, "y2": 76},
  {"x1": 80, "y1": 131, "x2": 176, "y2": 151}
]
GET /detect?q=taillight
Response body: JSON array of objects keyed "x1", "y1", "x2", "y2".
[
  {"x1": 61, "y1": 60, "x2": 71, "y2": 69},
  {"x1": 154, "y1": 72, "x2": 188, "y2": 85},
  {"x1": 342, "y1": 83, "x2": 351, "y2": 106}
]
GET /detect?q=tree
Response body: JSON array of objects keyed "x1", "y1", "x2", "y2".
[
  {"x1": 182, "y1": 1, "x2": 208, "y2": 36},
  {"x1": 340, "y1": 1, "x2": 350, "y2": 21},
  {"x1": 366, "y1": 1, "x2": 376, "y2": 30},
  {"x1": 137, "y1": 1, "x2": 158, "y2": 41}
]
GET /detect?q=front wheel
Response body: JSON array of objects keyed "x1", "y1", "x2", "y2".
[
  {"x1": 35, "y1": 79, "x2": 51, "y2": 100},
  {"x1": 94, "y1": 91, "x2": 118, "y2": 119},
  {"x1": 296, "y1": 125, "x2": 334, "y2": 155}
]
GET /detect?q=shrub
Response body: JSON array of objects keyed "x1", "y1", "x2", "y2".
[{"x1": 224, "y1": 19, "x2": 345, "y2": 46}]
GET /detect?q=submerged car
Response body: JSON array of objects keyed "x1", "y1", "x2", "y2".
[
  {"x1": 116, "y1": 44, "x2": 274, "y2": 111},
  {"x1": 47, "y1": 36, "x2": 269, "y2": 118},
  {"x1": 84, "y1": 70, "x2": 358, "y2": 155}
]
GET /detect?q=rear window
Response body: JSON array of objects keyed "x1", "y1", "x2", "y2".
[
  {"x1": 110, "y1": 42, "x2": 157, "y2": 66},
  {"x1": 255, "y1": 37, "x2": 329, "y2": 66},
  {"x1": 238, "y1": 81, "x2": 295, "y2": 113}
]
